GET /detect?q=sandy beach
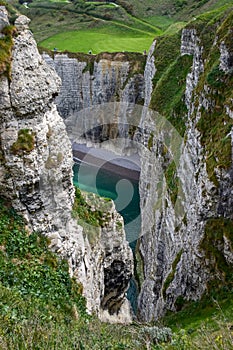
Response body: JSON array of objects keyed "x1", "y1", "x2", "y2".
[{"x1": 72, "y1": 143, "x2": 140, "y2": 181}]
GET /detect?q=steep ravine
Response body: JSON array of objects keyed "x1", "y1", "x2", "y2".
[
  {"x1": 43, "y1": 6, "x2": 233, "y2": 322},
  {"x1": 0, "y1": 5, "x2": 233, "y2": 325}
]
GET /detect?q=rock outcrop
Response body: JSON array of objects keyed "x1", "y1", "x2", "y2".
[{"x1": 0, "y1": 8, "x2": 133, "y2": 323}]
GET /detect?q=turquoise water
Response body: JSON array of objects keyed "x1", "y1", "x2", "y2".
[
  {"x1": 73, "y1": 162, "x2": 141, "y2": 249},
  {"x1": 73, "y1": 161, "x2": 141, "y2": 313}
]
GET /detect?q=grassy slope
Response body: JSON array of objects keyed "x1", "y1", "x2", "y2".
[
  {"x1": 126, "y1": 0, "x2": 233, "y2": 20},
  {"x1": 8, "y1": 0, "x2": 158, "y2": 53},
  {"x1": 9, "y1": 0, "x2": 232, "y2": 54},
  {"x1": 0, "y1": 197, "x2": 232, "y2": 349},
  {"x1": 40, "y1": 30, "x2": 154, "y2": 53},
  {"x1": 7, "y1": 0, "x2": 233, "y2": 54},
  {"x1": 149, "y1": 4, "x2": 233, "y2": 136}
]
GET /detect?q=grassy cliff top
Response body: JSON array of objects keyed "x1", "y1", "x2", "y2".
[{"x1": 7, "y1": 0, "x2": 233, "y2": 54}]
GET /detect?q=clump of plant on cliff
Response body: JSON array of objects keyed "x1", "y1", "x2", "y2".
[
  {"x1": 11, "y1": 129, "x2": 35, "y2": 155},
  {"x1": 0, "y1": 2, "x2": 18, "y2": 77},
  {"x1": 0, "y1": 24, "x2": 16, "y2": 77},
  {"x1": 72, "y1": 187, "x2": 109, "y2": 228}
]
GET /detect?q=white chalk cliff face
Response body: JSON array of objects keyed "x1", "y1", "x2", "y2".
[
  {"x1": 42, "y1": 52, "x2": 145, "y2": 119},
  {"x1": 137, "y1": 23, "x2": 233, "y2": 321},
  {"x1": 0, "y1": 9, "x2": 133, "y2": 323}
]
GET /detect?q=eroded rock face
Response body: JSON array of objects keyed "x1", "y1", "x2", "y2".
[
  {"x1": 0, "y1": 9, "x2": 133, "y2": 323},
  {"x1": 137, "y1": 25, "x2": 233, "y2": 321},
  {"x1": 77, "y1": 192, "x2": 133, "y2": 323},
  {"x1": 181, "y1": 29, "x2": 204, "y2": 107},
  {"x1": 0, "y1": 6, "x2": 9, "y2": 37},
  {"x1": 220, "y1": 42, "x2": 233, "y2": 73},
  {"x1": 42, "y1": 52, "x2": 147, "y2": 158},
  {"x1": 42, "y1": 52, "x2": 145, "y2": 119}
]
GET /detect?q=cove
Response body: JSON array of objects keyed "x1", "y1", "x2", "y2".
[{"x1": 73, "y1": 150, "x2": 141, "y2": 314}]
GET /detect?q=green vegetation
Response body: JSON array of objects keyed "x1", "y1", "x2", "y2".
[
  {"x1": 0, "y1": 196, "x2": 232, "y2": 348},
  {"x1": 148, "y1": 5, "x2": 232, "y2": 182},
  {"x1": 149, "y1": 31, "x2": 192, "y2": 136},
  {"x1": 0, "y1": 197, "x2": 91, "y2": 348},
  {"x1": 163, "y1": 293, "x2": 233, "y2": 349},
  {"x1": 40, "y1": 30, "x2": 154, "y2": 54},
  {"x1": 148, "y1": 132, "x2": 154, "y2": 150},
  {"x1": 0, "y1": 198, "x2": 178, "y2": 349},
  {"x1": 124, "y1": 0, "x2": 233, "y2": 20},
  {"x1": 0, "y1": 198, "x2": 86, "y2": 312},
  {"x1": 193, "y1": 10, "x2": 233, "y2": 185},
  {"x1": 163, "y1": 217, "x2": 233, "y2": 347},
  {"x1": 8, "y1": 0, "x2": 158, "y2": 53},
  {"x1": 72, "y1": 187, "x2": 111, "y2": 228},
  {"x1": 163, "y1": 250, "x2": 183, "y2": 297},
  {"x1": 164, "y1": 161, "x2": 179, "y2": 205},
  {"x1": 163, "y1": 218, "x2": 233, "y2": 336},
  {"x1": 11, "y1": 129, "x2": 35, "y2": 155},
  {"x1": 200, "y1": 218, "x2": 233, "y2": 290},
  {"x1": 134, "y1": 241, "x2": 144, "y2": 290},
  {"x1": 6, "y1": 0, "x2": 233, "y2": 55},
  {"x1": 142, "y1": 15, "x2": 175, "y2": 31},
  {"x1": 0, "y1": 24, "x2": 15, "y2": 77}
]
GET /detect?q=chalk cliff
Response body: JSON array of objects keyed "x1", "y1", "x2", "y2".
[
  {"x1": 42, "y1": 51, "x2": 145, "y2": 119},
  {"x1": 137, "y1": 11, "x2": 233, "y2": 321},
  {"x1": 0, "y1": 8, "x2": 133, "y2": 323}
]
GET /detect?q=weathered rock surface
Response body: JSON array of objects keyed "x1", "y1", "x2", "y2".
[
  {"x1": 0, "y1": 8, "x2": 133, "y2": 323},
  {"x1": 0, "y1": 6, "x2": 9, "y2": 36},
  {"x1": 137, "y1": 22, "x2": 233, "y2": 321},
  {"x1": 42, "y1": 52, "x2": 145, "y2": 119}
]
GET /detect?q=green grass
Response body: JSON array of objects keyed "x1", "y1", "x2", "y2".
[
  {"x1": 40, "y1": 29, "x2": 154, "y2": 53},
  {"x1": 8, "y1": 0, "x2": 159, "y2": 53},
  {"x1": 8, "y1": 0, "x2": 233, "y2": 55},
  {"x1": 143, "y1": 15, "x2": 175, "y2": 30},
  {"x1": 162, "y1": 292, "x2": 233, "y2": 349},
  {"x1": 125, "y1": 0, "x2": 233, "y2": 20},
  {"x1": 0, "y1": 197, "x2": 87, "y2": 318},
  {"x1": 72, "y1": 187, "x2": 110, "y2": 228}
]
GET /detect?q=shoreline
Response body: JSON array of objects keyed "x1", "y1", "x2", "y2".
[{"x1": 72, "y1": 145, "x2": 140, "y2": 181}]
